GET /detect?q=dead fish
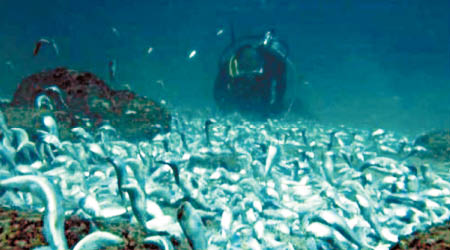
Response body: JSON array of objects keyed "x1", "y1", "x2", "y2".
[
  {"x1": 308, "y1": 210, "x2": 369, "y2": 249},
  {"x1": 142, "y1": 236, "x2": 174, "y2": 250},
  {"x1": 306, "y1": 222, "x2": 348, "y2": 250},
  {"x1": 156, "y1": 161, "x2": 180, "y2": 186},
  {"x1": 0, "y1": 175, "x2": 68, "y2": 250},
  {"x1": 121, "y1": 180, "x2": 151, "y2": 229},
  {"x1": 204, "y1": 118, "x2": 216, "y2": 146},
  {"x1": 322, "y1": 151, "x2": 335, "y2": 185},
  {"x1": 71, "y1": 127, "x2": 94, "y2": 143},
  {"x1": 253, "y1": 220, "x2": 265, "y2": 240},
  {"x1": 72, "y1": 231, "x2": 123, "y2": 250},
  {"x1": 264, "y1": 144, "x2": 279, "y2": 177},
  {"x1": 354, "y1": 193, "x2": 398, "y2": 243},
  {"x1": 0, "y1": 143, "x2": 16, "y2": 172},
  {"x1": 177, "y1": 201, "x2": 208, "y2": 250},
  {"x1": 0, "y1": 110, "x2": 11, "y2": 141},
  {"x1": 40, "y1": 115, "x2": 59, "y2": 138},
  {"x1": 220, "y1": 206, "x2": 232, "y2": 238},
  {"x1": 16, "y1": 141, "x2": 40, "y2": 164},
  {"x1": 44, "y1": 85, "x2": 67, "y2": 109},
  {"x1": 300, "y1": 128, "x2": 308, "y2": 145},
  {"x1": 35, "y1": 94, "x2": 54, "y2": 110},
  {"x1": 327, "y1": 130, "x2": 336, "y2": 150},
  {"x1": 107, "y1": 157, "x2": 130, "y2": 203},
  {"x1": 371, "y1": 128, "x2": 385, "y2": 137}
]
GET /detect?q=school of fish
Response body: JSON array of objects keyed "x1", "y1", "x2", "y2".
[{"x1": 0, "y1": 94, "x2": 450, "y2": 250}]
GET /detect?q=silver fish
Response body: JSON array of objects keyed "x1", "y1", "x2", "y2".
[
  {"x1": 264, "y1": 144, "x2": 279, "y2": 177},
  {"x1": 10, "y1": 127, "x2": 29, "y2": 150},
  {"x1": 142, "y1": 236, "x2": 174, "y2": 250},
  {"x1": 35, "y1": 94, "x2": 54, "y2": 110},
  {"x1": 0, "y1": 143, "x2": 16, "y2": 172},
  {"x1": 0, "y1": 175, "x2": 68, "y2": 250},
  {"x1": 51, "y1": 39, "x2": 59, "y2": 56},
  {"x1": 44, "y1": 85, "x2": 67, "y2": 109},
  {"x1": 72, "y1": 231, "x2": 123, "y2": 250},
  {"x1": 308, "y1": 210, "x2": 370, "y2": 249},
  {"x1": 41, "y1": 115, "x2": 59, "y2": 137},
  {"x1": 71, "y1": 127, "x2": 94, "y2": 143},
  {"x1": 306, "y1": 222, "x2": 349, "y2": 250},
  {"x1": 177, "y1": 201, "x2": 208, "y2": 250},
  {"x1": 220, "y1": 206, "x2": 232, "y2": 238},
  {"x1": 121, "y1": 180, "x2": 152, "y2": 229}
]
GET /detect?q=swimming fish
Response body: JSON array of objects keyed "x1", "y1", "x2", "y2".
[
  {"x1": 188, "y1": 50, "x2": 197, "y2": 59},
  {"x1": 5, "y1": 60, "x2": 14, "y2": 70},
  {"x1": 51, "y1": 39, "x2": 59, "y2": 56},
  {"x1": 109, "y1": 59, "x2": 117, "y2": 82},
  {"x1": 111, "y1": 27, "x2": 120, "y2": 37},
  {"x1": 33, "y1": 38, "x2": 50, "y2": 56}
]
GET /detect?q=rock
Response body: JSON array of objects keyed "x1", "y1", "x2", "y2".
[
  {"x1": 391, "y1": 219, "x2": 450, "y2": 250},
  {"x1": 414, "y1": 130, "x2": 450, "y2": 161},
  {"x1": 2, "y1": 67, "x2": 170, "y2": 140}
]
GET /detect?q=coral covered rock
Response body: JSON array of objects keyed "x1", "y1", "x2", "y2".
[
  {"x1": 391, "y1": 220, "x2": 450, "y2": 250},
  {"x1": 3, "y1": 67, "x2": 170, "y2": 140}
]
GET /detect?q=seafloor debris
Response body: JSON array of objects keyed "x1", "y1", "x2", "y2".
[
  {"x1": 414, "y1": 129, "x2": 450, "y2": 161},
  {"x1": 0, "y1": 206, "x2": 192, "y2": 250},
  {"x1": 391, "y1": 219, "x2": 450, "y2": 250},
  {"x1": 2, "y1": 67, "x2": 170, "y2": 140}
]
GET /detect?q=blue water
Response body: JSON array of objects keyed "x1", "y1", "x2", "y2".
[{"x1": 0, "y1": 0, "x2": 449, "y2": 135}]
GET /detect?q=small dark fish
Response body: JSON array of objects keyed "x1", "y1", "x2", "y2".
[
  {"x1": 109, "y1": 59, "x2": 116, "y2": 82},
  {"x1": 327, "y1": 130, "x2": 336, "y2": 150},
  {"x1": 293, "y1": 160, "x2": 300, "y2": 181},
  {"x1": 162, "y1": 138, "x2": 169, "y2": 152},
  {"x1": 179, "y1": 131, "x2": 188, "y2": 151},
  {"x1": 300, "y1": 128, "x2": 308, "y2": 146},
  {"x1": 33, "y1": 38, "x2": 50, "y2": 56}
]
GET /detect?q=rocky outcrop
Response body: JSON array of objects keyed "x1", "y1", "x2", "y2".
[
  {"x1": 2, "y1": 67, "x2": 170, "y2": 140},
  {"x1": 414, "y1": 129, "x2": 450, "y2": 161}
]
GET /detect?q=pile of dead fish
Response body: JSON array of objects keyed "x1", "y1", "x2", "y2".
[{"x1": 1, "y1": 107, "x2": 450, "y2": 250}]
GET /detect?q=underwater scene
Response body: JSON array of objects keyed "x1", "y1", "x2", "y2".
[{"x1": 0, "y1": 0, "x2": 449, "y2": 249}]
